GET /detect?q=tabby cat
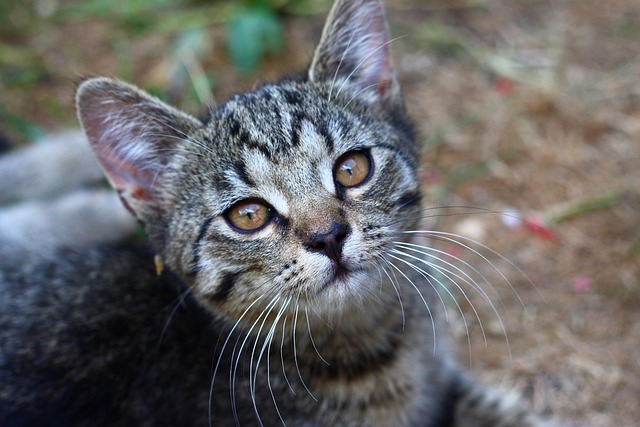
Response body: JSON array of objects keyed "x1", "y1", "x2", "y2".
[{"x1": 0, "y1": 0, "x2": 557, "y2": 425}]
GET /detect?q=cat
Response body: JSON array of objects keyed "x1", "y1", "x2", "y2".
[{"x1": 0, "y1": 0, "x2": 559, "y2": 425}]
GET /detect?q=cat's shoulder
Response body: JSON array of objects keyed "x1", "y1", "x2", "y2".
[{"x1": 0, "y1": 242, "x2": 209, "y2": 337}]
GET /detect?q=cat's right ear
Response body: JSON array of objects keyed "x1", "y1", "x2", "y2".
[
  {"x1": 309, "y1": 0, "x2": 401, "y2": 106},
  {"x1": 76, "y1": 77, "x2": 202, "y2": 221}
]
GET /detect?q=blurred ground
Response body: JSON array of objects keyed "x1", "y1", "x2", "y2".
[{"x1": 1, "y1": 0, "x2": 638, "y2": 426}]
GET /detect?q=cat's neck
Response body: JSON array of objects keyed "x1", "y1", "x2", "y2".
[
  {"x1": 297, "y1": 283, "x2": 428, "y2": 369},
  {"x1": 273, "y1": 280, "x2": 445, "y2": 424}
]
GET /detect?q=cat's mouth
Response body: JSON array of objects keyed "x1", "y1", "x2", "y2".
[
  {"x1": 334, "y1": 265, "x2": 351, "y2": 281},
  {"x1": 322, "y1": 261, "x2": 364, "y2": 289}
]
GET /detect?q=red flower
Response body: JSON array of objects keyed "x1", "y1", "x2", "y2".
[
  {"x1": 524, "y1": 215, "x2": 557, "y2": 241},
  {"x1": 494, "y1": 76, "x2": 515, "y2": 94}
]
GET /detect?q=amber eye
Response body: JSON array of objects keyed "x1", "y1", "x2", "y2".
[
  {"x1": 225, "y1": 199, "x2": 272, "y2": 232},
  {"x1": 334, "y1": 150, "x2": 372, "y2": 188}
]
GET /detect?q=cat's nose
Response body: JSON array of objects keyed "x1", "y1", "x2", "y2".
[{"x1": 306, "y1": 221, "x2": 350, "y2": 264}]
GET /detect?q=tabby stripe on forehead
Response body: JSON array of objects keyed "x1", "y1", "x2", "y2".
[
  {"x1": 289, "y1": 112, "x2": 304, "y2": 148},
  {"x1": 210, "y1": 271, "x2": 241, "y2": 302},
  {"x1": 241, "y1": 130, "x2": 272, "y2": 158},
  {"x1": 234, "y1": 160, "x2": 255, "y2": 187},
  {"x1": 283, "y1": 89, "x2": 303, "y2": 105},
  {"x1": 189, "y1": 217, "x2": 214, "y2": 277},
  {"x1": 316, "y1": 122, "x2": 334, "y2": 152}
]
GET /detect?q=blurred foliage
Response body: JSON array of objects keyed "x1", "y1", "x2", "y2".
[
  {"x1": 0, "y1": 0, "x2": 333, "y2": 141},
  {"x1": 227, "y1": 0, "x2": 282, "y2": 72},
  {"x1": 0, "y1": 106, "x2": 46, "y2": 141}
]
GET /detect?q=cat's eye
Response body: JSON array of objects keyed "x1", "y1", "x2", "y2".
[
  {"x1": 334, "y1": 150, "x2": 372, "y2": 188},
  {"x1": 225, "y1": 199, "x2": 272, "y2": 232}
]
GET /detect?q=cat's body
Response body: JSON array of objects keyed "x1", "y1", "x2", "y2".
[
  {"x1": 1, "y1": 244, "x2": 457, "y2": 426},
  {"x1": 0, "y1": 1, "x2": 555, "y2": 426}
]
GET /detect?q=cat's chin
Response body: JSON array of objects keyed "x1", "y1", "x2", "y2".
[{"x1": 316, "y1": 266, "x2": 373, "y2": 301}]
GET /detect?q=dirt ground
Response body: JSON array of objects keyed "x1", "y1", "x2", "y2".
[{"x1": 1, "y1": 0, "x2": 638, "y2": 426}]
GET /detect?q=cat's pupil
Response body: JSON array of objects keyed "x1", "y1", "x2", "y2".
[
  {"x1": 225, "y1": 200, "x2": 272, "y2": 232},
  {"x1": 334, "y1": 151, "x2": 371, "y2": 188}
]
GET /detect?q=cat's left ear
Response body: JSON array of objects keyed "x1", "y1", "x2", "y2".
[
  {"x1": 76, "y1": 77, "x2": 202, "y2": 224},
  {"x1": 309, "y1": 0, "x2": 401, "y2": 105}
]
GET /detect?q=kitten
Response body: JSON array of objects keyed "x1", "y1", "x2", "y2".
[{"x1": 0, "y1": 0, "x2": 557, "y2": 425}]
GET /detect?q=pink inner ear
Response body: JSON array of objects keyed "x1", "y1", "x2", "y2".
[
  {"x1": 309, "y1": 0, "x2": 399, "y2": 104},
  {"x1": 364, "y1": 45, "x2": 393, "y2": 97},
  {"x1": 99, "y1": 146, "x2": 157, "y2": 201},
  {"x1": 104, "y1": 161, "x2": 153, "y2": 201},
  {"x1": 96, "y1": 139, "x2": 160, "y2": 220},
  {"x1": 77, "y1": 77, "x2": 203, "y2": 221},
  {"x1": 79, "y1": 99, "x2": 160, "y2": 203}
]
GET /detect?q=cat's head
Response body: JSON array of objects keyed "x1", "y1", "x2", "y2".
[{"x1": 76, "y1": 0, "x2": 421, "y2": 322}]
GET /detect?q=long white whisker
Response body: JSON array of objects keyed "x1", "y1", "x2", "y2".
[
  {"x1": 396, "y1": 241, "x2": 502, "y2": 302},
  {"x1": 392, "y1": 243, "x2": 508, "y2": 353},
  {"x1": 265, "y1": 297, "x2": 292, "y2": 426},
  {"x1": 383, "y1": 255, "x2": 438, "y2": 355},
  {"x1": 280, "y1": 317, "x2": 295, "y2": 395},
  {"x1": 392, "y1": 245, "x2": 490, "y2": 322},
  {"x1": 252, "y1": 296, "x2": 292, "y2": 426},
  {"x1": 375, "y1": 254, "x2": 405, "y2": 329},
  {"x1": 305, "y1": 307, "x2": 329, "y2": 365},
  {"x1": 405, "y1": 230, "x2": 530, "y2": 307},
  {"x1": 292, "y1": 293, "x2": 317, "y2": 401},
  {"x1": 393, "y1": 242, "x2": 508, "y2": 351},
  {"x1": 389, "y1": 249, "x2": 477, "y2": 364},
  {"x1": 249, "y1": 296, "x2": 282, "y2": 426},
  {"x1": 230, "y1": 295, "x2": 281, "y2": 425},
  {"x1": 399, "y1": 232, "x2": 521, "y2": 363},
  {"x1": 394, "y1": 241, "x2": 504, "y2": 326},
  {"x1": 388, "y1": 249, "x2": 451, "y2": 322},
  {"x1": 209, "y1": 295, "x2": 265, "y2": 427}
]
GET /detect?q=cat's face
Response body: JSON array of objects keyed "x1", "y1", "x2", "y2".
[
  {"x1": 76, "y1": 0, "x2": 419, "y2": 321},
  {"x1": 169, "y1": 82, "x2": 419, "y2": 319}
]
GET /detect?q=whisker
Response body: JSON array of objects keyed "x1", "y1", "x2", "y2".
[
  {"x1": 388, "y1": 249, "x2": 451, "y2": 322},
  {"x1": 264, "y1": 297, "x2": 291, "y2": 426},
  {"x1": 383, "y1": 255, "x2": 438, "y2": 355},
  {"x1": 248, "y1": 296, "x2": 282, "y2": 426},
  {"x1": 292, "y1": 293, "x2": 317, "y2": 401},
  {"x1": 398, "y1": 232, "x2": 523, "y2": 363},
  {"x1": 209, "y1": 295, "x2": 265, "y2": 427},
  {"x1": 305, "y1": 307, "x2": 329, "y2": 365},
  {"x1": 280, "y1": 317, "x2": 295, "y2": 395},
  {"x1": 388, "y1": 207, "x2": 536, "y2": 254},
  {"x1": 389, "y1": 248, "x2": 478, "y2": 364},
  {"x1": 405, "y1": 230, "x2": 533, "y2": 307},
  {"x1": 392, "y1": 241, "x2": 511, "y2": 354},
  {"x1": 374, "y1": 254, "x2": 406, "y2": 329},
  {"x1": 393, "y1": 243, "x2": 495, "y2": 313},
  {"x1": 393, "y1": 241, "x2": 503, "y2": 316},
  {"x1": 230, "y1": 295, "x2": 281, "y2": 426}
]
